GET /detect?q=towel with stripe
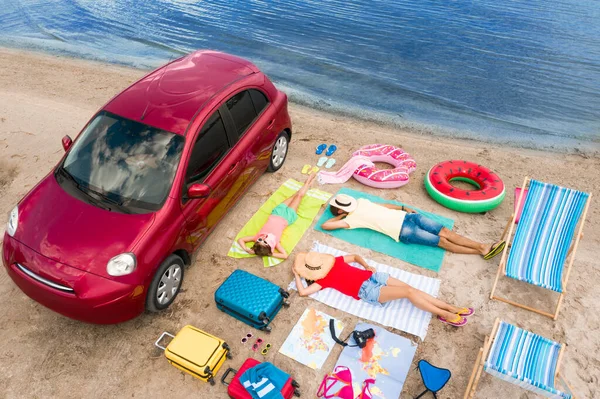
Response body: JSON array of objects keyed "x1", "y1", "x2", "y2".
[
  {"x1": 288, "y1": 242, "x2": 440, "y2": 340},
  {"x1": 240, "y1": 362, "x2": 290, "y2": 399},
  {"x1": 506, "y1": 179, "x2": 589, "y2": 292},
  {"x1": 485, "y1": 321, "x2": 571, "y2": 399},
  {"x1": 228, "y1": 179, "x2": 332, "y2": 267}
]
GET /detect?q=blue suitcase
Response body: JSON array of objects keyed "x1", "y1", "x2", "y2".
[{"x1": 215, "y1": 269, "x2": 290, "y2": 332}]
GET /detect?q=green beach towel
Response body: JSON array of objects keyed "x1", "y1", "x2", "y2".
[
  {"x1": 228, "y1": 179, "x2": 332, "y2": 267},
  {"x1": 315, "y1": 187, "x2": 454, "y2": 272}
]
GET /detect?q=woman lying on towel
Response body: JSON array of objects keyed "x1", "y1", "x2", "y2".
[
  {"x1": 322, "y1": 194, "x2": 505, "y2": 259},
  {"x1": 293, "y1": 252, "x2": 473, "y2": 327},
  {"x1": 237, "y1": 173, "x2": 316, "y2": 259}
]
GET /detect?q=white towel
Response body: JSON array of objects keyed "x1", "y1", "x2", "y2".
[{"x1": 288, "y1": 242, "x2": 440, "y2": 340}]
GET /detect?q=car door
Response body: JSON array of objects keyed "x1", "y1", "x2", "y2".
[
  {"x1": 222, "y1": 88, "x2": 276, "y2": 191},
  {"x1": 180, "y1": 106, "x2": 245, "y2": 249}
]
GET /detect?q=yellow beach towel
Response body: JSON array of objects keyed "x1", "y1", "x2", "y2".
[{"x1": 228, "y1": 179, "x2": 332, "y2": 267}]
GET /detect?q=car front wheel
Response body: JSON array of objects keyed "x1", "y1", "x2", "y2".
[
  {"x1": 146, "y1": 254, "x2": 185, "y2": 312},
  {"x1": 267, "y1": 131, "x2": 289, "y2": 172}
]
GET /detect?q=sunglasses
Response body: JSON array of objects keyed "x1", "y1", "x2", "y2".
[
  {"x1": 260, "y1": 343, "x2": 272, "y2": 356},
  {"x1": 241, "y1": 333, "x2": 253, "y2": 344},
  {"x1": 251, "y1": 338, "x2": 264, "y2": 351},
  {"x1": 256, "y1": 237, "x2": 266, "y2": 244}
]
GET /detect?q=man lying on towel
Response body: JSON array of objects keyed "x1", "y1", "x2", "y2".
[{"x1": 322, "y1": 194, "x2": 504, "y2": 259}]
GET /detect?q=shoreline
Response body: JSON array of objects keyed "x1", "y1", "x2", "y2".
[
  {"x1": 1, "y1": 47, "x2": 599, "y2": 399},
  {"x1": 1, "y1": 45, "x2": 597, "y2": 156}
]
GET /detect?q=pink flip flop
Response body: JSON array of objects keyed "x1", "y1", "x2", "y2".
[
  {"x1": 458, "y1": 307, "x2": 475, "y2": 317},
  {"x1": 437, "y1": 315, "x2": 468, "y2": 327}
]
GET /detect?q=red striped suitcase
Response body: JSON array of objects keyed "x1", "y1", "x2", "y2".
[{"x1": 221, "y1": 358, "x2": 300, "y2": 398}]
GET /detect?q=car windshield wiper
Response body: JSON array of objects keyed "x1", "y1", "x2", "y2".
[
  {"x1": 56, "y1": 167, "x2": 112, "y2": 211},
  {"x1": 83, "y1": 185, "x2": 132, "y2": 214}
]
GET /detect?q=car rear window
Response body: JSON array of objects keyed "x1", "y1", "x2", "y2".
[
  {"x1": 226, "y1": 90, "x2": 257, "y2": 138},
  {"x1": 250, "y1": 89, "x2": 269, "y2": 114}
]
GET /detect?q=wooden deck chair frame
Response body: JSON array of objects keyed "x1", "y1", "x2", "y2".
[
  {"x1": 491, "y1": 177, "x2": 591, "y2": 320},
  {"x1": 464, "y1": 318, "x2": 577, "y2": 399}
]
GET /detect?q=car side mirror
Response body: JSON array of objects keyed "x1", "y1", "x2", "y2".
[
  {"x1": 187, "y1": 183, "x2": 211, "y2": 199},
  {"x1": 62, "y1": 135, "x2": 73, "y2": 152}
]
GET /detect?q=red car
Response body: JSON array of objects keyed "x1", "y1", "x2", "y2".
[{"x1": 2, "y1": 50, "x2": 291, "y2": 324}]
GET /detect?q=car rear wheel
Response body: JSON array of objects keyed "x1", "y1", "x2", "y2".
[
  {"x1": 146, "y1": 254, "x2": 185, "y2": 312},
  {"x1": 267, "y1": 131, "x2": 289, "y2": 172}
]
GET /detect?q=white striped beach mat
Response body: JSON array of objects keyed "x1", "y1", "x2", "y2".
[
  {"x1": 484, "y1": 321, "x2": 571, "y2": 399},
  {"x1": 288, "y1": 241, "x2": 440, "y2": 340},
  {"x1": 506, "y1": 179, "x2": 589, "y2": 292}
]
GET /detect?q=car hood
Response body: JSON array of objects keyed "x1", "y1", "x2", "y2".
[{"x1": 14, "y1": 174, "x2": 155, "y2": 278}]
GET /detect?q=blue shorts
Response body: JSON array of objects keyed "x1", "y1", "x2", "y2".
[
  {"x1": 357, "y1": 272, "x2": 390, "y2": 306},
  {"x1": 399, "y1": 213, "x2": 444, "y2": 247}
]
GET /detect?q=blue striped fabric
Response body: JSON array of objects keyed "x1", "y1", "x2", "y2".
[
  {"x1": 484, "y1": 321, "x2": 571, "y2": 399},
  {"x1": 506, "y1": 179, "x2": 588, "y2": 292}
]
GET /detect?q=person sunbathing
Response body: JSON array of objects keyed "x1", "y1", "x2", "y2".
[
  {"x1": 238, "y1": 173, "x2": 316, "y2": 259},
  {"x1": 293, "y1": 251, "x2": 473, "y2": 326},
  {"x1": 321, "y1": 194, "x2": 505, "y2": 259}
]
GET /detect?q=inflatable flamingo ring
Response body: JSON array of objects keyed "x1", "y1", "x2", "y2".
[{"x1": 352, "y1": 144, "x2": 417, "y2": 188}]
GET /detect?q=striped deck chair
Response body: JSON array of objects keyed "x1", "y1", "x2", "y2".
[
  {"x1": 464, "y1": 319, "x2": 576, "y2": 399},
  {"x1": 490, "y1": 177, "x2": 591, "y2": 320}
]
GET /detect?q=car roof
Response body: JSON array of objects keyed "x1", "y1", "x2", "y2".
[{"x1": 103, "y1": 50, "x2": 259, "y2": 135}]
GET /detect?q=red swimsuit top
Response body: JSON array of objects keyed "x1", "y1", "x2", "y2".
[{"x1": 316, "y1": 256, "x2": 373, "y2": 300}]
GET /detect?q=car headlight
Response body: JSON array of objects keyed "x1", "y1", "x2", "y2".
[
  {"x1": 6, "y1": 206, "x2": 18, "y2": 237},
  {"x1": 107, "y1": 253, "x2": 137, "y2": 276}
]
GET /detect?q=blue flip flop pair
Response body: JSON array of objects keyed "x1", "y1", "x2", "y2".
[
  {"x1": 316, "y1": 144, "x2": 337, "y2": 156},
  {"x1": 317, "y1": 156, "x2": 336, "y2": 169}
]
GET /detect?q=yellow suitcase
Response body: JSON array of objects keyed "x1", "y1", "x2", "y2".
[{"x1": 155, "y1": 325, "x2": 232, "y2": 385}]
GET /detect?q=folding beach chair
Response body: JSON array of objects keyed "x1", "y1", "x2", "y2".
[
  {"x1": 464, "y1": 319, "x2": 576, "y2": 399},
  {"x1": 491, "y1": 177, "x2": 591, "y2": 320}
]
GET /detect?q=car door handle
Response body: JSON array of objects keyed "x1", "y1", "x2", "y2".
[
  {"x1": 266, "y1": 119, "x2": 275, "y2": 130},
  {"x1": 227, "y1": 161, "x2": 241, "y2": 175}
]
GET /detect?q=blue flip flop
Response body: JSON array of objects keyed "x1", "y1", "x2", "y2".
[
  {"x1": 316, "y1": 144, "x2": 327, "y2": 155},
  {"x1": 326, "y1": 144, "x2": 337, "y2": 156}
]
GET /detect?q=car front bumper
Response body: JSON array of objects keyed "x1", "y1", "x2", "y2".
[{"x1": 2, "y1": 234, "x2": 145, "y2": 324}]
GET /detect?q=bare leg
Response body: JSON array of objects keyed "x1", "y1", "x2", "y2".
[
  {"x1": 438, "y1": 237, "x2": 483, "y2": 255},
  {"x1": 283, "y1": 173, "x2": 315, "y2": 212},
  {"x1": 439, "y1": 227, "x2": 494, "y2": 255},
  {"x1": 386, "y1": 277, "x2": 462, "y2": 313},
  {"x1": 378, "y1": 285, "x2": 459, "y2": 320}
]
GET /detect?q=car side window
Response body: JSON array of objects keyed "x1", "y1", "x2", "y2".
[
  {"x1": 226, "y1": 90, "x2": 257, "y2": 138},
  {"x1": 249, "y1": 89, "x2": 269, "y2": 114},
  {"x1": 185, "y1": 111, "x2": 229, "y2": 185}
]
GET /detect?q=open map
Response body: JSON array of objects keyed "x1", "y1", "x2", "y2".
[
  {"x1": 279, "y1": 307, "x2": 343, "y2": 370},
  {"x1": 334, "y1": 322, "x2": 417, "y2": 398}
]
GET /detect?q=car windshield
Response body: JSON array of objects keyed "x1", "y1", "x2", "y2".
[{"x1": 59, "y1": 111, "x2": 184, "y2": 213}]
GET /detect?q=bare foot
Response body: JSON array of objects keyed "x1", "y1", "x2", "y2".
[
  {"x1": 447, "y1": 305, "x2": 463, "y2": 314},
  {"x1": 481, "y1": 244, "x2": 492, "y2": 256}
]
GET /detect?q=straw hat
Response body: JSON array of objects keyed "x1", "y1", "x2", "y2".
[
  {"x1": 295, "y1": 252, "x2": 336, "y2": 281},
  {"x1": 329, "y1": 194, "x2": 358, "y2": 213}
]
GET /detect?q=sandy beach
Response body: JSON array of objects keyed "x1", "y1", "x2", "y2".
[{"x1": 0, "y1": 48, "x2": 598, "y2": 399}]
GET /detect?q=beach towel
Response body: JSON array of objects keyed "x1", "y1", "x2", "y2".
[
  {"x1": 279, "y1": 308, "x2": 343, "y2": 370},
  {"x1": 240, "y1": 362, "x2": 290, "y2": 399},
  {"x1": 333, "y1": 322, "x2": 417, "y2": 399},
  {"x1": 317, "y1": 156, "x2": 374, "y2": 185},
  {"x1": 315, "y1": 187, "x2": 454, "y2": 272},
  {"x1": 228, "y1": 179, "x2": 331, "y2": 267},
  {"x1": 288, "y1": 242, "x2": 440, "y2": 340}
]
